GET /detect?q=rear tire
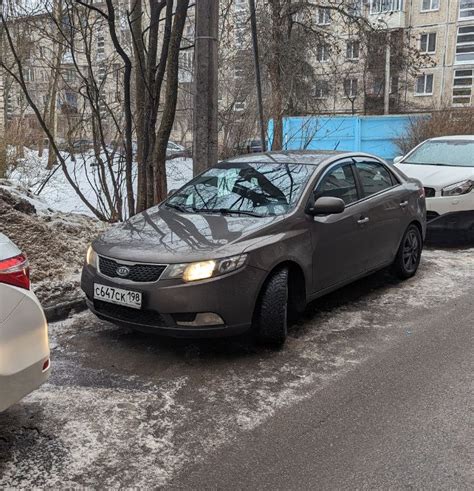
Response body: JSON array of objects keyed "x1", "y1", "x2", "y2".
[
  {"x1": 392, "y1": 224, "x2": 422, "y2": 280},
  {"x1": 255, "y1": 268, "x2": 289, "y2": 348}
]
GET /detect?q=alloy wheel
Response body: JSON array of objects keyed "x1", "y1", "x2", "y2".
[{"x1": 403, "y1": 230, "x2": 420, "y2": 273}]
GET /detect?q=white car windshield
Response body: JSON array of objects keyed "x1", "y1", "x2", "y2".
[{"x1": 403, "y1": 139, "x2": 474, "y2": 167}]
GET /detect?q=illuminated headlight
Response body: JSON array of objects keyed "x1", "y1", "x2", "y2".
[
  {"x1": 442, "y1": 180, "x2": 473, "y2": 197},
  {"x1": 86, "y1": 246, "x2": 98, "y2": 268},
  {"x1": 163, "y1": 254, "x2": 247, "y2": 282}
]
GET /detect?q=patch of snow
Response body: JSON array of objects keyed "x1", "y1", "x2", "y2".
[{"x1": 7, "y1": 147, "x2": 193, "y2": 218}]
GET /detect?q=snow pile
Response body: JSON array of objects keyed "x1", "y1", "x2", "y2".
[{"x1": 0, "y1": 180, "x2": 105, "y2": 307}]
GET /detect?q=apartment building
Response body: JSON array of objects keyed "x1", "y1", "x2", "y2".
[{"x1": 223, "y1": 0, "x2": 473, "y2": 117}]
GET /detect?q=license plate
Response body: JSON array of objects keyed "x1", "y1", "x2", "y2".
[{"x1": 94, "y1": 283, "x2": 142, "y2": 309}]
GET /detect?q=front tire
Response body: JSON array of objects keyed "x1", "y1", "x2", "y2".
[
  {"x1": 255, "y1": 268, "x2": 289, "y2": 348},
  {"x1": 392, "y1": 224, "x2": 422, "y2": 279}
]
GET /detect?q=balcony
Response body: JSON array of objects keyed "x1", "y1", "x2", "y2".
[{"x1": 368, "y1": 0, "x2": 407, "y2": 29}]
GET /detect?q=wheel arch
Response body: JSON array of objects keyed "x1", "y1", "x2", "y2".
[{"x1": 252, "y1": 260, "x2": 307, "y2": 326}]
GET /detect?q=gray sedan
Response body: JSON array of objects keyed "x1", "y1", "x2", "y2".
[{"x1": 81, "y1": 151, "x2": 426, "y2": 346}]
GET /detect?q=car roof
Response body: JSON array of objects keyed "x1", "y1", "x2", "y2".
[
  {"x1": 227, "y1": 150, "x2": 364, "y2": 166},
  {"x1": 427, "y1": 135, "x2": 474, "y2": 142}
]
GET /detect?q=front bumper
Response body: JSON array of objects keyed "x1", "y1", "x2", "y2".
[
  {"x1": 426, "y1": 192, "x2": 474, "y2": 217},
  {"x1": 81, "y1": 264, "x2": 267, "y2": 338}
]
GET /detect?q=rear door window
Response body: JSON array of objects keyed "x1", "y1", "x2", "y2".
[{"x1": 355, "y1": 161, "x2": 395, "y2": 198}]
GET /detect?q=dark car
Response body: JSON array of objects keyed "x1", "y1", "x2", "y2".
[
  {"x1": 235, "y1": 139, "x2": 264, "y2": 154},
  {"x1": 81, "y1": 151, "x2": 426, "y2": 346}
]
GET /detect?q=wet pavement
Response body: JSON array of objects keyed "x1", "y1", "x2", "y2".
[{"x1": 1, "y1": 246, "x2": 473, "y2": 488}]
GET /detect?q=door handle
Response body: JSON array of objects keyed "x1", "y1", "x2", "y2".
[
  {"x1": 357, "y1": 217, "x2": 370, "y2": 225},
  {"x1": 399, "y1": 201, "x2": 409, "y2": 208}
]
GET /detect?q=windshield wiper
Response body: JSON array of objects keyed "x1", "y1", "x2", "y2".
[
  {"x1": 193, "y1": 207, "x2": 264, "y2": 217},
  {"x1": 165, "y1": 203, "x2": 191, "y2": 213}
]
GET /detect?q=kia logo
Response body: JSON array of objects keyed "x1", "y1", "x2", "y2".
[{"x1": 116, "y1": 266, "x2": 130, "y2": 277}]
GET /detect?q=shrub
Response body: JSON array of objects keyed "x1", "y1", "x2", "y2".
[{"x1": 395, "y1": 108, "x2": 474, "y2": 155}]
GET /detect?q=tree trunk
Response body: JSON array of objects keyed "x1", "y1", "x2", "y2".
[
  {"x1": 131, "y1": 0, "x2": 148, "y2": 212},
  {"x1": 154, "y1": 0, "x2": 189, "y2": 204}
]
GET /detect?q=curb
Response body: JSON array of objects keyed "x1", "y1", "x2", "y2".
[{"x1": 44, "y1": 297, "x2": 87, "y2": 323}]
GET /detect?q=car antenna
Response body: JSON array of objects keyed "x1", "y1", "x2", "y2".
[{"x1": 333, "y1": 141, "x2": 340, "y2": 150}]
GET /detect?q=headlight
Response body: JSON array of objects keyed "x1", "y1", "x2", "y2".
[
  {"x1": 86, "y1": 246, "x2": 98, "y2": 268},
  {"x1": 163, "y1": 254, "x2": 247, "y2": 282},
  {"x1": 442, "y1": 180, "x2": 473, "y2": 197}
]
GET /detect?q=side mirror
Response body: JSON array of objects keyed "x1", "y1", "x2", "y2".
[
  {"x1": 168, "y1": 189, "x2": 177, "y2": 197},
  {"x1": 307, "y1": 197, "x2": 345, "y2": 216},
  {"x1": 393, "y1": 155, "x2": 404, "y2": 164}
]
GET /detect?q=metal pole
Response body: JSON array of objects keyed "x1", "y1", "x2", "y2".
[
  {"x1": 193, "y1": 0, "x2": 219, "y2": 175},
  {"x1": 248, "y1": 0, "x2": 266, "y2": 152},
  {"x1": 384, "y1": 31, "x2": 391, "y2": 115}
]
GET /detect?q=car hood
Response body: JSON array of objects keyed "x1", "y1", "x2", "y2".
[
  {"x1": 93, "y1": 206, "x2": 284, "y2": 263},
  {"x1": 395, "y1": 163, "x2": 474, "y2": 189}
]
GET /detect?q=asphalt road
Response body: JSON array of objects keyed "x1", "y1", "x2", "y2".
[
  {"x1": 174, "y1": 282, "x2": 473, "y2": 490},
  {"x1": 0, "y1": 246, "x2": 473, "y2": 488}
]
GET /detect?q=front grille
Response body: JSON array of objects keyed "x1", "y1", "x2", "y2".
[
  {"x1": 94, "y1": 300, "x2": 167, "y2": 327},
  {"x1": 424, "y1": 187, "x2": 436, "y2": 198},
  {"x1": 98, "y1": 256, "x2": 166, "y2": 283}
]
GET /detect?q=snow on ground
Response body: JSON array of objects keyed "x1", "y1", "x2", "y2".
[
  {"x1": 7, "y1": 147, "x2": 193, "y2": 217},
  {"x1": 1, "y1": 147, "x2": 193, "y2": 305},
  {"x1": 0, "y1": 246, "x2": 472, "y2": 487}
]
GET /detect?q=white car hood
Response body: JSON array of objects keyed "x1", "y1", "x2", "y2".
[{"x1": 395, "y1": 163, "x2": 474, "y2": 190}]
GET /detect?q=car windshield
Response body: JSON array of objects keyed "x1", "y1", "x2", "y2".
[
  {"x1": 403, "y1": 139, "x2": 474, "y2": 167},
  {"x1": 165, "y1": 162, "x2": 316, "y2": 217}
]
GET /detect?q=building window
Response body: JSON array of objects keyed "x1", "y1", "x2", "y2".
[
  {"x1": 346, "y1": 40, "x2": 360, "y2": 59},
  {"x1": 415, "y1": 73, "x2": 433, "y2": 95},
  {"x1": 234, "y1": 0, "x2": 247, "y2": 10},
  {"x1": 344, "y1": 78, "x2": 358, "y2": 98},
  {"x1": 452, "y1": 69, "x2": 473, "y2": 105},
  {"x1": 64, "y1": 69, "x2": 76, "y2": 82},
  {"x1": 460, "y1": 0, "x2": 474, "y2": 19},
  {"x1": 234, "y1": 101, "x2": 246, "y2": 112},
  {"x1": 234, "y1": 65, "x2": 245, "y2": 79},
  {"x1": 23, "y1": 67, "x2": 35, "y2": 82},
  {"x1": 317, "y1": 7, "x2": 331, "y2": 25},
  {"x1": 421, "y1": 0, "x2": 439, "y2": 11},
  {"x1": 456, "y1": 26, "x2": 474, "y2": 64},
  {"x1": 64, "y1": 91, "x2": 78, "y2": 109},
  {"x1": 97, "y1": 35, "x2": 105, "y2": 58},
  {"x1": 420, "y1": 33, "x2": 436, "y2": 53},
  {"x1": 315, "y1": 80, "x2": 329, "y2": 99},
  {"x1": 370, "y1": 0, "x2": 403, "y2": 14},
  {"x1": 348, "y1": 0, "x2": 363, "y2": 16},
  {"x1": 98, "y1": 66, "x2": 106, "y2": 83},
  {"x1": 317, "y1": 44, "x2": 329, "y2": 62}
]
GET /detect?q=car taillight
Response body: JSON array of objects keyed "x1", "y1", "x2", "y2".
[{"x1": 0, "y1": 253, "x2": 30, "y2": 290}]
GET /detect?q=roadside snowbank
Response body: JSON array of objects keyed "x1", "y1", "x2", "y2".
[{"x1": 0, "y1": 180, "x2": 104, "y2": 307}]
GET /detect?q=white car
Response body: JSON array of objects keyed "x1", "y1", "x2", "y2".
[
  {"x1": 0, "y1": 233, "x2": 50, "y2": 412},
  {"x1": 394, "y1": 135, "x2": 474, "y2": 238}
]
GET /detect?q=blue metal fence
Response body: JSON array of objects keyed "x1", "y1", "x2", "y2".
[{"x1": 267, "y1": 114, "x2": 425, "y2": 159}]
